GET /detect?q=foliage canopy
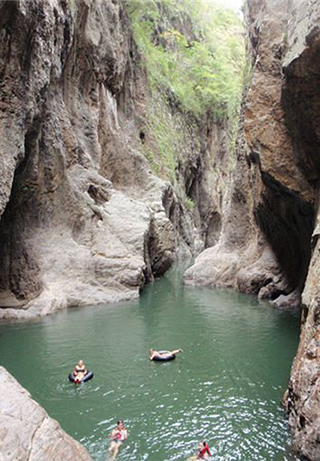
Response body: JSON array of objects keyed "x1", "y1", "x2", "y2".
[{"x1": 125, "y1": 0, "x2": 245, "y2": 120}]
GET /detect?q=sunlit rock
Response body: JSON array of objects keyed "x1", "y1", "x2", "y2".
[{"x1": 0, "y1": 366, "x2": 93, "y2": 461}]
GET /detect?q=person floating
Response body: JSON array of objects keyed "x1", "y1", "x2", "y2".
[
  {"x1": 188, "y1": 441, "x2": 212, "y2": 461},
  {"x1": 197, "y1": 441, "x2": 211, "y2": 459},
  {"x1": 68, "y1": 360, "x2": 94, "y2": 384},
  {"x1": 108, "y1": 420, "x2": 128, "y2": 458},
  {"x1": 149, "y1": 348, "x2": 183, "y2": 361},
  {"x1": 73, "y1": 359, "x2": 88, "y2": 384}
]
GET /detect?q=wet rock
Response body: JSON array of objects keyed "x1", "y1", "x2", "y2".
[
  {"x1": 185, "y1": 0, "x2": 314, "y2": 302},
  {"x1": 271, "y1": 289, "x2": 301, "y2": 310},
  {"x1": 0, "y1": 366, "x2": 93, "y2": 461},
  {"x1": 0, "y1": 0, "x2": 208, "y2": 319},
  {"x1": 184, "y1": 2, "x2": 320, "y2": 456},
  {"x1": 277, "y1": 0, "x2": 320, "y2": 458}
]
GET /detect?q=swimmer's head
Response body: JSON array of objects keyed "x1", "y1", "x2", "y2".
[{"x1": 78, "y1": 359, "x2": 84, "y2": 366}]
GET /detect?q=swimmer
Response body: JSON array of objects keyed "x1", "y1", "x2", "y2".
[
  {"x1": 198, "y1": 441, "x2": 211, "y2": 459},
  {"x1": 188, "y1": 441, "x2": 211, "y2": 460},
  {"x1": 149, "y1": 348, "x2": 183, "y2": 360},
  {"x1": 73, "y1": 359, "x2": 88, "y2": 384},
  {"x1": 108, "y1": 420, "x2": 128, "y2": 459}
]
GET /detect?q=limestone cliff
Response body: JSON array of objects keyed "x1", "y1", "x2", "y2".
[
  {"x1": 0, "y1": 366, "x2": 93, "y2": 461},
  {"x1": 0, "y1": 0, "x2": 229, "y2": 319},
  {"x1": 4, "y1": 0, "x2": 320, "y2": 459},
  {"x1": 185, "y1": 0, "x2": 320, "y2": 458},
  {"x1": 282, "y1": 2, "x2": 320, "y2": 459},
  {"x1": 185, "y1": 0, "x2": 315, "y2": 308}
]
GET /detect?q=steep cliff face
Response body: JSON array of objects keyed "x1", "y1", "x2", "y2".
[
  {"x1": 282, "y1": 2, "x2": 320, "y2": 459},
  {"x1": 185, "y1": 0, "x2": 315, "y2": 306},
  {"x1": 0, "y1": 366, "x2": 93, "y2": 461},
  {"x1": 186, "y1": 0, "x2": 320, "y2": 458},
  {"x1": 0, "y1": 0, "x2": 229, "y2": 319}
]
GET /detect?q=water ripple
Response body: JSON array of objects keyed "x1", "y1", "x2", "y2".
[{"x1": 0, "y1": 267, "x2": 302, "y2": 461}]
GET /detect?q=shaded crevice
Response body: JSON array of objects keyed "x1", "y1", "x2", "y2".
[
  {"x1": 162, "y1": 186, "x2": 193, "y2": 248},
  {"x1": 254, "y1": 172, "x2": 314, "y2": 291},
  {"x1": 185, "y1": 157, "x2": 202, "y2": 199},
  {"x1": 0, "y1": 119, "x2": 43, "y2": 305},
  {"x1": 204, "y1": 211, "x2": 222, "y2": 248},
  {"x1": 0, "y1": 1, "x2": 19, "y2": 75},
  {"x1": 282, "y1": 42, "x2": 320, "y2": 185},
  {"x1": 162, "y1": 187, "x2": 178, "y2": 224},
  {"x1": 149, "y1": 220, "x2": 173, "y2": 277},
  {"x1": 265, "y1": 35, "x2": 320, "y2": 298},
  {"x1": 87, "y1": 184, "x2": 110, "y2": 204}
]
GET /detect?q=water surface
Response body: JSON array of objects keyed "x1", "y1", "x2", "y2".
[{"x1": 0, "y1": 265, "x2": 302, "y2": 461}]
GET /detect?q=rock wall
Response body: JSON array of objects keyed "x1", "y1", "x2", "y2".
[
  {"x1": 282, "y1": 2, "x2": 320, "y2": 460},
  {"x1": 185, "y1": 0, "x2": 320, "y2": 458},
  {"x1": 5, "y1": 0, "x2": 320, "y2": 459},
  {"x1": 0, "y1": 366, "x2": 93, "y2": 461},
  {"x1": 185, "y1": 0, "x2": 315, "y2": 309},
  {"x1": 0, "y1": 0, "x2": 228, "y2": 319}
]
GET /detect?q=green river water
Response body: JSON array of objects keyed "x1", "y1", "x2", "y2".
[{"x1": 0, "y1": 265, "x2": 302, "y2": 461}]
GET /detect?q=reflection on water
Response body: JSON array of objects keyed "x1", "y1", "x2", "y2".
[{"x1": 0, "y1": 265, "x2": 302, "y2": 461}]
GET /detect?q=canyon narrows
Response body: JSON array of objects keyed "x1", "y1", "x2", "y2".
[
  {"x1": 2, "y1": 0, "x2": 320, "y2": 460},
  {"x1": 186, "y1": 0, "x2": 320, "y2": 458}
]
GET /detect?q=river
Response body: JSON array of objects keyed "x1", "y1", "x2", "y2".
[{"x1": 0, "y1": 265, "x2": 302, "y2": 461}]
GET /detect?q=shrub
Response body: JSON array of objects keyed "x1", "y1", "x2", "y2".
[{"x1": 125, "y1": 0, "x2": 245, "y2": 122}]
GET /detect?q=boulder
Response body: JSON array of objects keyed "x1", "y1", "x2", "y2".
[{"x1": 0, "y1": 366, "x2": 93, "y2": 461}]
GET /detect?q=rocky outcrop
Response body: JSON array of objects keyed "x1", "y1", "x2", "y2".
[
  {"x1": 282, "y1": 1, "x2": 320, "y2": 459},
  {"x1": 0, "y1": 0, "x2": 228, "y2": 319},
  {"x1": 0, "y1": 366, "x2": 93, "y2": 461},
  {"x1": 0, "y1": 0, "x2": 176, "y2": 319},
  {"x1": 186, "y1": 0, "x2": 320, "y2": 458},
  {"x1": 185, "y1": 0, "x2": 315, "y2": 307}
]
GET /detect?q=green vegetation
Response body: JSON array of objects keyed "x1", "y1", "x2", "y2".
[
  {"x1": 139, "y1": 95, "x2": 184, "y2": 181},
  {"x1": 69, "y1": 0, "x2": 77, "y2": 15},
  {"x1": 185, "y1": 197, "x2": 195, "y2": 211},
  {"x1": 125, "y1": 0, "x2": 245, "y2": 121}
]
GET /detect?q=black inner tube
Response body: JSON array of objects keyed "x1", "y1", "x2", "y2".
[
  {"x1": 153, "y1": 351, "x2": 176, "y2": 362},
  {"x1": 68, "y1": 370, "x2": 94, "y2": 383}
]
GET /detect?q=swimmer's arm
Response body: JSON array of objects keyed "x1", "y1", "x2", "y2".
[
  {"x1": 171, "y1": 348, "x2": 183, "y2": 354},
  {"x1": 110, "y1": 430, "x2": 118, "y2": 439}
]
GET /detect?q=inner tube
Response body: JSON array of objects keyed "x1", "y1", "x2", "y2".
[
  {"x1": 153, "y1": 350, "x2": 176, "y2": 362},
  {"x1": 68, "y1": 371, "x2": 94, "y2": 383}
]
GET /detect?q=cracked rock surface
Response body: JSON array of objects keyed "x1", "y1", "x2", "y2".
[
  {"x1": 0, "y1": 366, "x2": 93, "y2": 461},
  {"x1": 0, "y1": 0, "x2": 209, "y2": 319},
  {"x1": 186, "y1": 0, "x2": 320, "y2": 459},
  {"x1": 0, "y1": 0, "x2": 229, "y2": 320}
]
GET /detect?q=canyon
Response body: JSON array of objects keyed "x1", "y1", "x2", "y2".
[
  {"x1": 1, "y1": 0, "x2": 320, "y2": 460},
  {"x1": 186, "y1": 0, "x2": 320, "y2": 458},
  {"x1": 0, "y1": 0, "x2": 228, "y2": 320}
]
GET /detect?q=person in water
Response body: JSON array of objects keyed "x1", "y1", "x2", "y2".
[
  {"x1": 188, "y1": 442, "x2": 211, "y2": 460},
  {"x1": 108, "y1": 420, "x2": 128, "y2": 458},
  {"x1": 73, "y1": 359, "x2": 88, "y2": 384},
  {"x1": 149, "y1": 348, "x2": 183, "y2": 360},
  {"x1": 197, "y1": 441, "x2": 211, "y2": 459}
]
